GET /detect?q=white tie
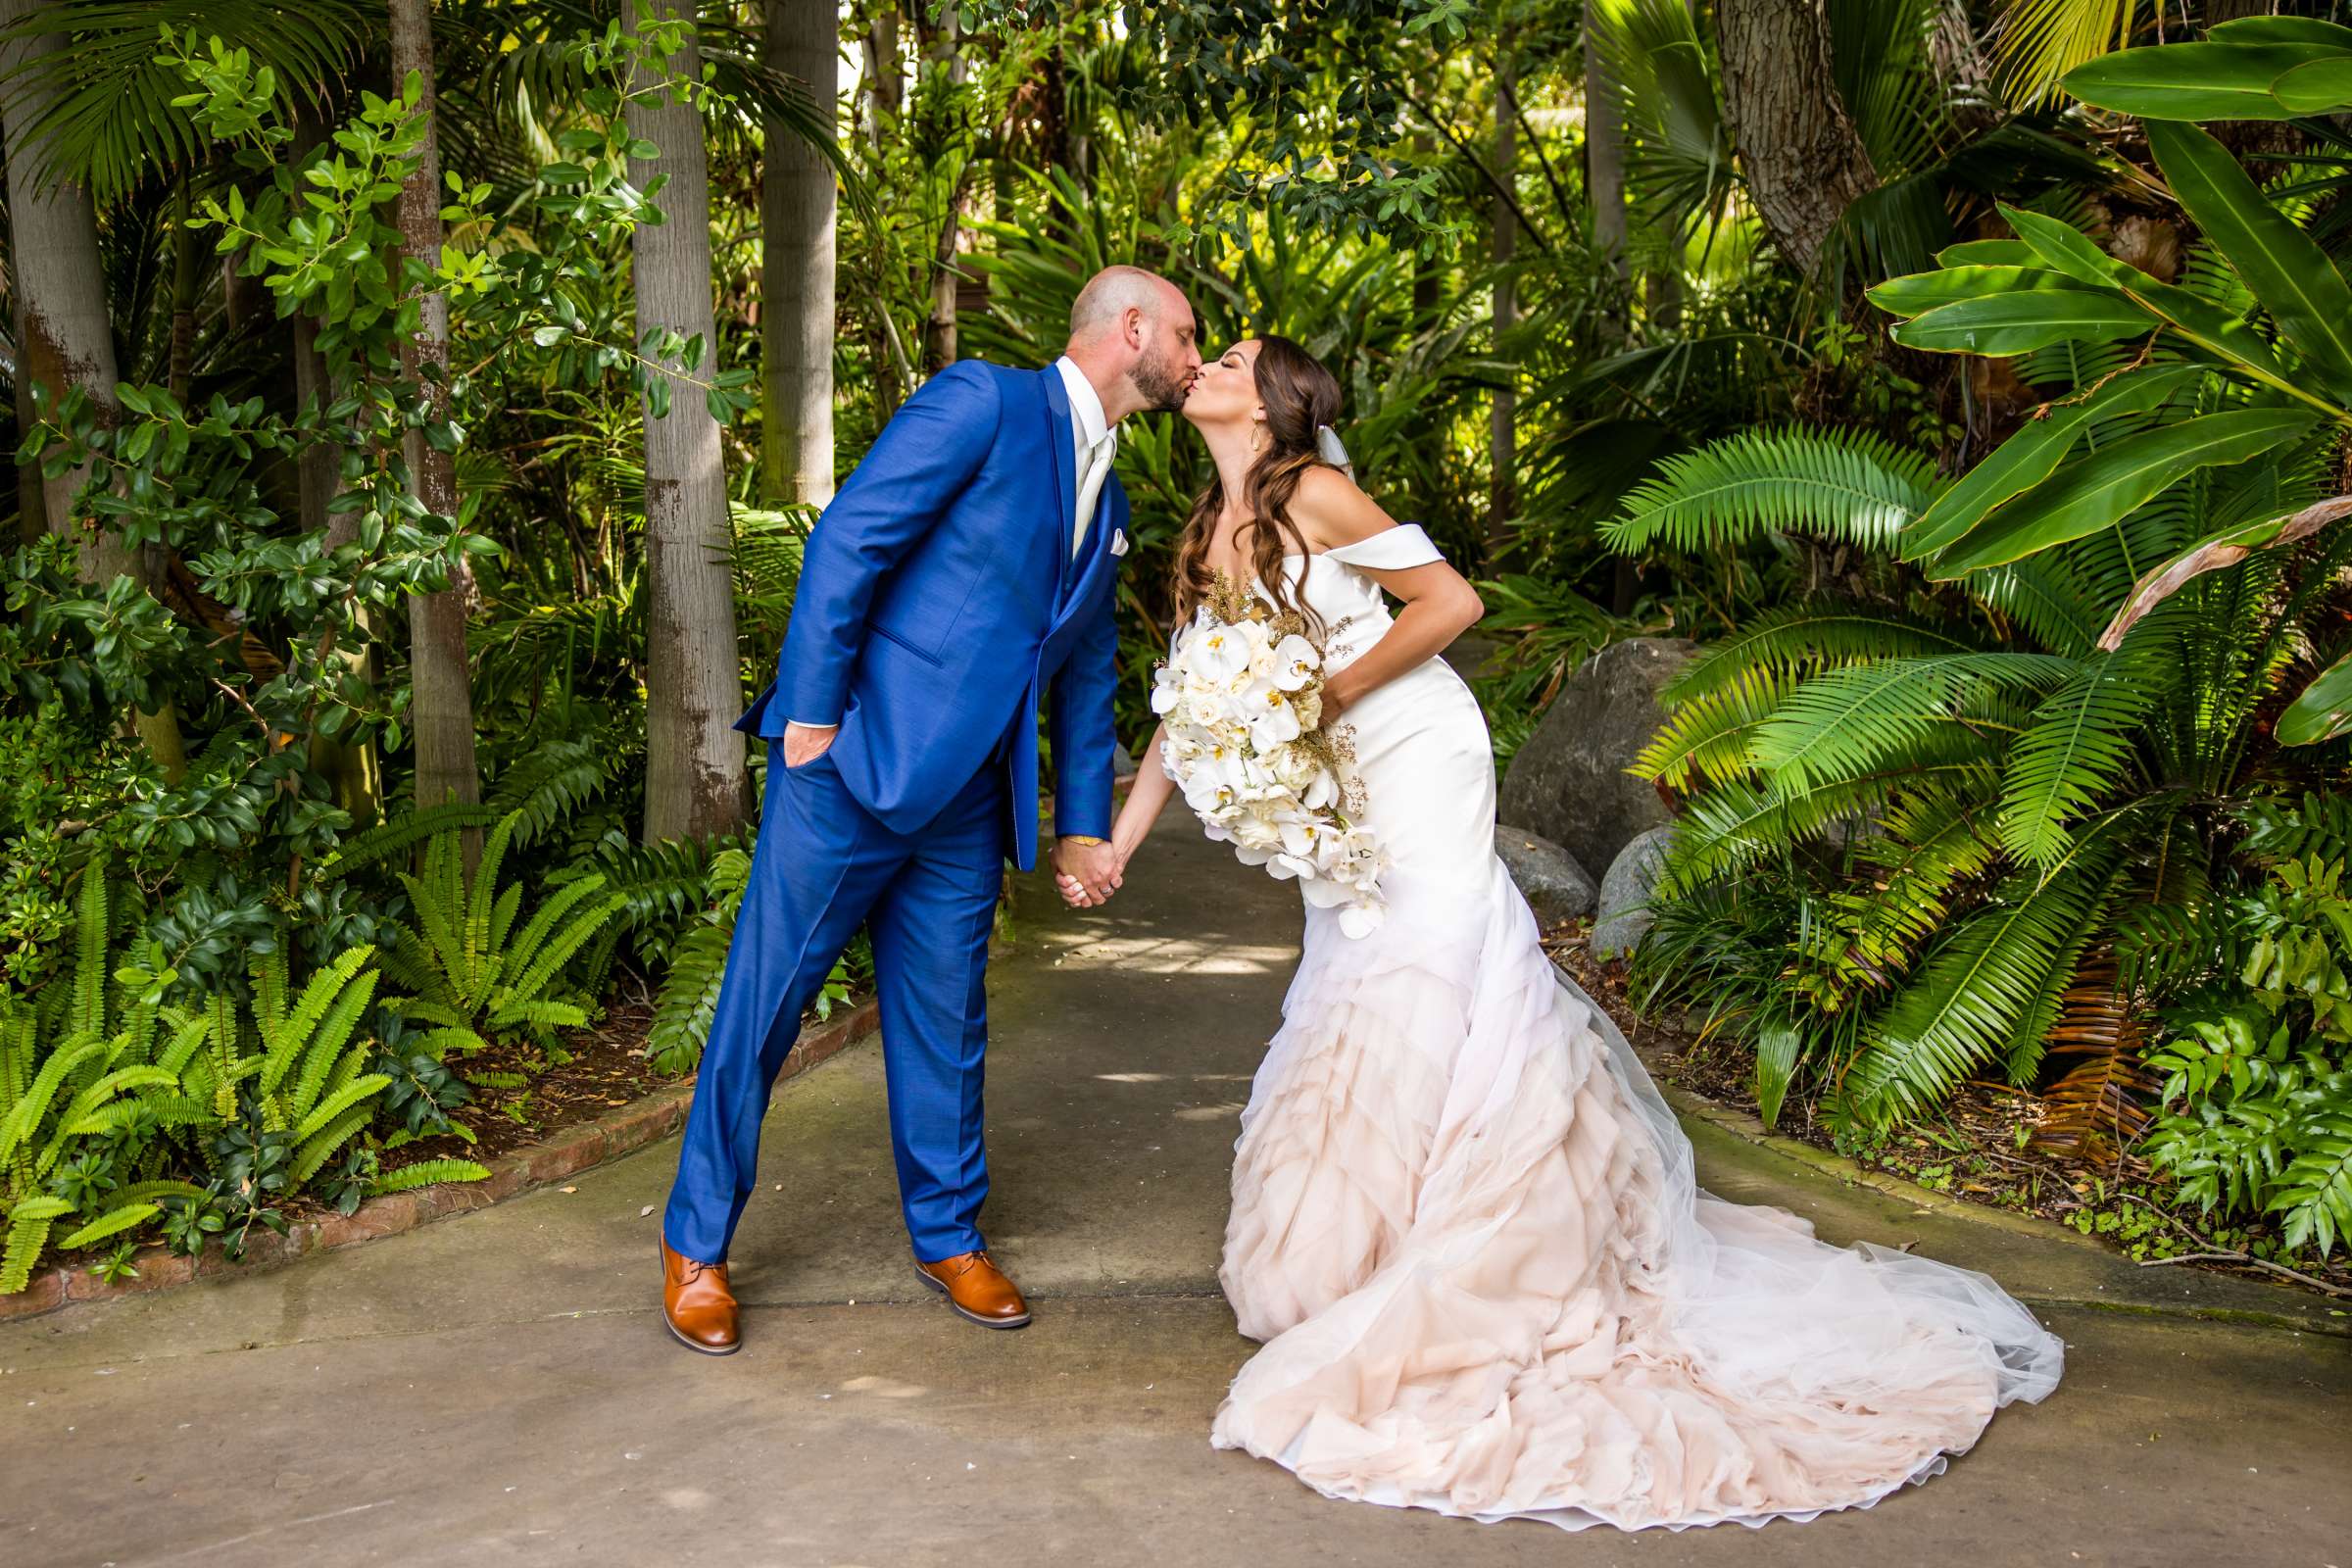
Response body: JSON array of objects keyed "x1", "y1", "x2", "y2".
[{"x1": 1073, "y1": 429, "x2": 1115, "y2": 560}]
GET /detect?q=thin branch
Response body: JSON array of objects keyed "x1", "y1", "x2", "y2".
[
  {"x1": 1400, "y1": 85, "x2": 1552, "y2": 255},
  {"x1": 1495, "y1": 63, "x2": 1576, "y2": 233}
]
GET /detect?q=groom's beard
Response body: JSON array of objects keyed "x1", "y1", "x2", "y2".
[{"x1": 1129, "y1": 346, "x2": 1192, "y2": 413}]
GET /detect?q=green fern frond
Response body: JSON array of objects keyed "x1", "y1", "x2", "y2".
[
  {"x1": 1842, "y1": 808, "x2": 2136, "y2": 1123},
  {"x1": 1664, "y1": 604, "x2": 1984, "y2": 705},
  {"x1": 316, "y1": 804, "x2": 502, "y2": 883},
  {"x1": 290, "y1": 1074, "x2": 392, "y2": 1147},
  {"x1": 0, "y1": 1035, "x2": 106, "y2": 1165},
  {"x1": 286, "y1": 971, "x2": 381, "y2": 1128},
  {"x1": 1753, "y1": 654, "x2": 2072, "y2": 797},
  {"x1": 290, "y1": 1105, "x2": 375, "y2": 1187},
  {"x1": 1601, "y1": 426, "x2": 1945, "y2": 555},
  {"x1": 485, "y1": 737, "x2": 631, "y2": 847},
  {"x1": 111, "y1": 1180, "x2": 211, "y2": 1208},
  {"x1": 260, "y1": 946, "x2": 376, "y2": 1099},
  {"x1": 501, "y1": 884, "x2": 624, "y2": 1007},
  {"x1": 648, "y1": 916, "x2": 735, "y2": 1076},
  {"x1": 1836, "y1": 788, "x2": 2005, "y2": 977},
  {"x1": 465, "y1": 816, "x2": 522, "y2": 996},
  {"x1": 485, "y1": 999, "x2": 590, "y2": 1035},
  {"x1": 1634, "y1": 664, "x2": 1797, "y2": 788},
  {"x1": 1997, "y1": 641, "x2": 2171, "y2": 867},
  {"x1": 1966, "y1": 555, "x2": 2106, "y2": 657},
  {"x1": 71, "y1": 858, "x2": 110, "y2": 1040},
  {"x1": 368, "y1": 1158, "x2": 490, "y2": 1195},
  {"x1": 59, "y1": 1203, "x2": 160, "y2": 1251},
  {"x1": 2, "y1": 1207, "x2": 67, "y2": 1294}
]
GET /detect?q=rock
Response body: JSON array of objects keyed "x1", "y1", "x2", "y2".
[
  {"x1": 1496, "y1": 636, "x2": 1696, "y2": 876},
  {"x1": 1494, "y1": 824, "x2": 1597, "y2": 925},
  {"x1": 1110, "y1": 739, "x2": 1138, "y2": 778},
  {"x1": 1589, "y1": 825, "x2": 1675, "y2": 959}
]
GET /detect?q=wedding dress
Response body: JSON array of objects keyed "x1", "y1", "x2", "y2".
[{"x1": 1201, "y1": 523, "x2": 2065, "y2": 1532}]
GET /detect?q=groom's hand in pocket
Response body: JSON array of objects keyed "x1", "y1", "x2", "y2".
[
  {"x1": 1053, "y1": 836, "x2": 1121, "y2": 906},
  {"x1": 783, "y1": 721, "x2": 837, "y2": 769}
]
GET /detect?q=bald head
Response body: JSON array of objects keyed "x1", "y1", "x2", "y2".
[
  {"x1": 1061, "y1": 265, "x2": 1200, "y2": 421},
  {"x1": 1067, "y1": 265, "x2": 1186, "y2": 345}
]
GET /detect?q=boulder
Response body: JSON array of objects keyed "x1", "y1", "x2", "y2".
[
  {"x1": 1494, "y1": 824, "x2": 1598, "y2": 925},
  {"x1": 1496, "y1": 636, "x2": 1696, "y2": 876},
  {"x1": 1589, "y1": 824, "x2": 1675, "y2": 959},
  {"x1": 1110, "y1": 738, "x2": 1138, "y2": 778}
]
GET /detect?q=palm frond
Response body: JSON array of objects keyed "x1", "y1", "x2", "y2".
[{"x1": 1601, "y1": 427, "x2": 1946, "y2": 556}]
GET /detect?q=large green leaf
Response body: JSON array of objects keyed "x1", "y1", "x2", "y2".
[
  {"x1": 1928, "y1": 409, "x2": 2316, "y2": 578},
  {"x1": 1866, "y1": 267, "x2": 2093, "y2": 319},
  {"x1": 2145, "y1": 121, "x2": 2352, "y2": 408},
  {"x1": 1934, "y1": 239, "x2": 2038, "y2": 268},
  {"x1": 2271, "y1": 56, "x2": 2352, "y2": 116},
  {"x1": 1889, "y1": 291, "x2": 2151, "y2": 355},
  {"x1": 1902, "y1": 365, "x2": 2205, "y2": 563},
  {"x1": 1998, "y1": 205, "x2": 2290, "y2": 386},
  {"x1": 2096, "y1": 495, "x2": 2352, "y2": 650},
  {"x1": 2278, "y1": 648, "x2": 2352, "y2": 747},
  {"x1": 2206, "y1": 18, "x2": 2352, "y2": 50},
  {"x1": 2061, "y1": 41, "x2": 2351, "y2": 122}
]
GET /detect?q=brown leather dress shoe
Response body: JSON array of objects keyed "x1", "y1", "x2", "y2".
[
  {"x1": 914, "y1": 1250, "x2": 1031, "y2": 1329},
  {"x1": 661, "y1": 1237, "x2": 741, "y2": 1354}
]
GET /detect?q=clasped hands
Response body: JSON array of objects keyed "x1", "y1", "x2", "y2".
[{"x1": 1054, "y1": 836, "x2": 1125, "y2": 908}]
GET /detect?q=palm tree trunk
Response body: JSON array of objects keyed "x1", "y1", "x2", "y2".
[
  {"x1": 1488, "y1": 57, "x2": 1518, "y2": 565},
  {"x1": 387, "y1": 0, "x2": 482, "y2": 821},
  {"x1": 1585, "y1": 17, "x2": 1629, "y2": 301},
  {"x1": 630, "y1": 2, "x2": 749, "y2": 841},
  {"x1": 11, "y1": 293, "x2": 43, "y2": 545},
  {"x1": 1, "y1": 0, "x2": 184, "y2": 779},
  {"x1": 1716, "y1": 0, "x2": 1878, "y2": 276},
  {"x1": 920, "y1": 12, "x2": 970, "y2": 373},
  {"x1": 760, "y1": 0, "x2": 837, "y2": 506}
]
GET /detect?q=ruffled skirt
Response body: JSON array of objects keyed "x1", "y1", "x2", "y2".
[{"x1": 1208, "y1": 662, "x2": 2064, "y2": 1531}]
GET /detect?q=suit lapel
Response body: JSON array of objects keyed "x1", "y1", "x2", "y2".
[
  {"x1": 1040, "y1": 368, "x2": 1078, "y2": 601},
  {"x1": 1050, "y1": 476, "x2": 1120, "y2": 637}
]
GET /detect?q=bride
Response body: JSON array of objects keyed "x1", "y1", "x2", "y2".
[{"x1": 1062, "y1": 334, "x2": 2066, "y2": 1532}]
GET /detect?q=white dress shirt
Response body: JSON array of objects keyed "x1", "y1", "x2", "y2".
[{"x1": 1054, "y1": 355, "x2": 1117, "y2": 560}]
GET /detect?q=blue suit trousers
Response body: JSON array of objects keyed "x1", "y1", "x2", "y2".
[{"x1": 662, "y1": 736, "x2": 1008, "y2": 1265}]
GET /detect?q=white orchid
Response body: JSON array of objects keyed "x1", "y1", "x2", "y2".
[{"x1": 1270, "y1": 633, "x2": 1320, "y2": 691}]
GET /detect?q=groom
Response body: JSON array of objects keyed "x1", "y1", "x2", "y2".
[{"x1": 659, "y1": 266, "x2": 1202, "y2": 1351}]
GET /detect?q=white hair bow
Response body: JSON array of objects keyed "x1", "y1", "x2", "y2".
[{"x1": 1315, "y1": 423, "x2": 1353, "y2": 478}]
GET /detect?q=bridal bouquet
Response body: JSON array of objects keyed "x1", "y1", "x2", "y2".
[{"x1": 1152, "y1": 579, "x2": 1388, "y2": 938}]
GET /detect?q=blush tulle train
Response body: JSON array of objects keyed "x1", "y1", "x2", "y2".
[{"x1": 1205, "y1": 530, "x2": 2065, "y2": 1532}]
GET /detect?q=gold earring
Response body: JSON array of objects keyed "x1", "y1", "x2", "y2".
[{"x1": 1250, "y1": 423, "x2": 1266, "y2": 455}]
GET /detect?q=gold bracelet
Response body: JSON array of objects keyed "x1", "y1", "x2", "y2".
[{"x1": 1060, "y1": 834, "x2": 1106, "y2": 847}]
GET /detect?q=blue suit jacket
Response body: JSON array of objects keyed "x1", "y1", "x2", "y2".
[{"x1": 733, "y1": 360, "x2": 1125, "y2": 872}]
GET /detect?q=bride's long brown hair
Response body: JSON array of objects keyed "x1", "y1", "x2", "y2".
[{"x1": 1170, "y1": 334, "x2": 1343, "y2": 632}]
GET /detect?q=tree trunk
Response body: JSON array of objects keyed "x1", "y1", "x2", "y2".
[
  {"x1": 11, "y1": 294, "x2": 42, "y2": 545},
  {"x1": 1585, "y1": 20, "x2": 1629, "y2": 297},
  {"x1": 760, "y1": 0, "x2": 837, "y2": 506},
  {"x1": 860, "y1": 5, "x2": 901, "y2": 151},
  {"x1": 920, "y1": 12, "x2": 971, "y2": 372},
  {"x1": 1, "y1": 0, "x2": 185, "y2": 778},
  {"x1": 387, "y1": 0, "x2": 481, "y2": 822},
  {"x1": 630, "y1": 2, "x2": 749, "y2": 842},
  {"x1": 1488, "y1": 58, "x2": 1518, "y2": 564},
  {"x1": 1716, "y1": 0, "x2": 1878, "y2": 275}
]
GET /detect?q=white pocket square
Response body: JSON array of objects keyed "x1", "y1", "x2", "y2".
[{"x1": 1109, "y1": 529, "x2": 1129, "y2": 557}]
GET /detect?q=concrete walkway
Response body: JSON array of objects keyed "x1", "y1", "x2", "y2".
[{"x1": 4, "y1": 813, "x2": 2347, "y2": 1567}]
